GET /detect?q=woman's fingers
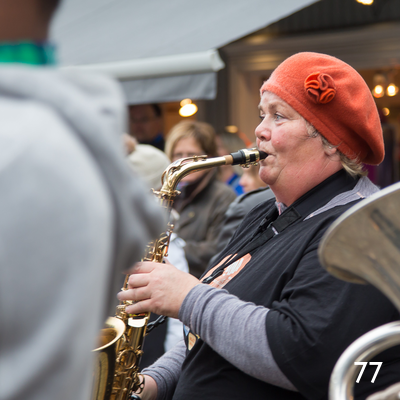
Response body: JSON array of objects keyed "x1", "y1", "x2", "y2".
[
  {"x1": 117, "y1": 260, "x2": 201, "y2": 318},
  {"x1": 117, "y1": 286, "x2": 151, "y2": 303},
  {"x1": 125, "y1": 299, "x2": 153, "y2": 315},
  {"x1": 128, "y1": 261, "x2": 157, "y2": 274},
  {"x1": 127, "y1": 272, "x2": 151, "y2": 289}
]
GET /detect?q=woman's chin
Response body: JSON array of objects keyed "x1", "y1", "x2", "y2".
[{"x1": 258, "y1": 168, "x2": 274, "y2": 186}]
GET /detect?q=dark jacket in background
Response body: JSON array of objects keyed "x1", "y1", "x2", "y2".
[
  {"x1": 174, "y1": 171, "x2": 236, "y2": 278},
  {"x1": 208, "y1": 186, "x2": 275, "y2": 268}
]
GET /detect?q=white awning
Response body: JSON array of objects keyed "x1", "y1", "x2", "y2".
[
  {"x1": 61, "y1": 49, "x2": 225, "y2": 80},
  {"x1": 51, "y1": 0, "x2": 318, "y2": 104}
]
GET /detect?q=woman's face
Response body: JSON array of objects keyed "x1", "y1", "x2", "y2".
[
  {"x1": 171, "y1": 136, "x2": 207, "y2": 183},
  {"x1": 255, "y1": 91, "x2": 332, "y2": 203}
]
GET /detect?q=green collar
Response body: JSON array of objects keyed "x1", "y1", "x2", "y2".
[{"x1": 0, "y1": 42, "x2": 56, "y2": 65}]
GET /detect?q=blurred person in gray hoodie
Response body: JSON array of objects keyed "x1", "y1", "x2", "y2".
[{"x1": 0, "y1": 1, "x2": 164, "y2": 399}]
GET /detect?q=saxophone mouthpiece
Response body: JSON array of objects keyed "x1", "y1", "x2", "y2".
[
  {"x1": 229, "y1": 148, "x2": 268, "y2": 166},
  {"x1": 258, "y1": 150, "x2": 268, "y2": 160}
]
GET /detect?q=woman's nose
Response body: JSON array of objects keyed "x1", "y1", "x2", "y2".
[{"x1": 255, "y1": 119, "x2": 271, "y2": 141}]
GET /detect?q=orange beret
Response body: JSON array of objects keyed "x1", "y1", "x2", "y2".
[{"x1": 260, "y1": 52, "x2": 384, "y2": 165}]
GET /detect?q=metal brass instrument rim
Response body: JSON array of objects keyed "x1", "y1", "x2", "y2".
[
  {"x1": 318, "y1": 181, "x2": 400, "y2": 289},
  {"x1": 93, "y1": 317, "x2": 126, "y2": 352},
  {"x1": 318, "y1": 180, "x2": 400, "y2": 400},
  {"x1": 319, "y1": 181, "x2": 400, "y2": 267},
  {"x1": 329, "y1": 322, "x2": 400, "y2": 400}
]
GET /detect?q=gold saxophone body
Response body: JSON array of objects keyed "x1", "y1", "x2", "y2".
[{"x1": 91, "y1": 148, "x2": 268, "y2": 400}]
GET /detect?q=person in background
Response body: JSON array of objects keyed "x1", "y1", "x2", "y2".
[
  {"x1": 128, "y1": 103, "x2": 164, "y2": 151},
  {"x1": 123, "y1": 131, "x2": 137, "y2": 155},
  {"x1": 208, "y1": 143, "x2": 275, "y2": 267},
  {"x1": 216, "y1": 131, "x2": 246, "y2": 195},
  {"x1": 124, "y1": 134, "x2": 170, "y2": 191},
  {"x1": 208, "y1": 185, "x2": 275, "y2": 268},
  {"x1": 0, "y1": 2, "x2": 164, "y2": 400},
  {"x1": 209, "y1": 189, "x2": 275, "y2": 268},
  {"x1": 208, "y1": 142, "x2": 274, "y2": 263},
  {"x1": 119, "y1": 52, "x2": 400, "y2": 400},
  {"x1": 239, "y1": 160, "x2": 268, "y2": 193},
  {"x1": 164, "y1": 120, "x2": 236, "y2": 278},
  {"x1": 365, "y1": 110, "x2": 399, "y2": 189},
  {"x1": 209, "y1": 142, "x2": 273, "y2": 265},
  {"x1": 124, "y1": 136, "x2": 189, "y2": 367}
]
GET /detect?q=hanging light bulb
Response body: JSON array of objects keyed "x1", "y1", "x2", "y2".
[
  {"x1": 382, "y1": 108, "x2": 390, "y2": 116},
  {"x1": 179, "y1": 98, "x2": 198, "y2": 117},
  {"x1": 356, "y1": 0, "x2": 374, "y2": 4},
  {"x1": 225, "y1": 125, "x2": 239, "y2": 134},
  {"x1": 372, "y1": 72, "x2": 387, "y2": 98},
  {"x1": 386, "y1": 84, "x2": 399, "y2": 97},
  {"x1": 372, "y1": 85, "x2": 385, "y2": 98}
]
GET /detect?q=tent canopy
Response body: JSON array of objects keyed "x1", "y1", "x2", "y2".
[{"x1": 51, "y1": 0, "x2": 318, "y2": 104}]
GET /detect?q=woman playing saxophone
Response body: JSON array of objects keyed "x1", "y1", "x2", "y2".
[{"x1": 118, "y1": 52, "x2": 400, "y2": 400}]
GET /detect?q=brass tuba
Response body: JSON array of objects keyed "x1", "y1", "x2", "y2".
[
  {"x1": 318, "y1": 181, "x2": 400, "y2": 400},
  {"x1": 91, "y1": 148, "x2": 268, "y2": 400}
]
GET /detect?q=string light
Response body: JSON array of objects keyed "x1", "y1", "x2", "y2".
[
  {"x1": 386, "y1": 84, "x2": 399, "y2": 97},
  {"x1": 179, "y1": 99, "x2": 198, "y2": 117},
  {"x1": 225, "y1": 125, "x2": 239, "y2": 134},
  {"x1": 371, "y1": 71, "x2": 399, "y2": 98},
  {"x1": 372, "y1": 85, "x2": 384, "y2": 98},
  {"x1": 356, "y1": 0, "x2": 374, "y2": 4},
  {"x1": 382, "y1": 108, "x2": 390, "y2": 116}
]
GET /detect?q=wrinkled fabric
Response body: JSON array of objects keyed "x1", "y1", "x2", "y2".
[{"x1": 0, "y1": 65, "x2": 164, "y2": 400}]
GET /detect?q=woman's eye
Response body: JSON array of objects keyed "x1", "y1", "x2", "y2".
[
  {"x1": 275, "y1": 113, "x2": 283, "y2": 121},
  {"x1": 259, "y1": 115, "x2": 265, "y2": 120}
]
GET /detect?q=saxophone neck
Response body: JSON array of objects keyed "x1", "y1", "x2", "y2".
[{"x1": 156, "y1": 148, "x2": 268, "y2": 197}]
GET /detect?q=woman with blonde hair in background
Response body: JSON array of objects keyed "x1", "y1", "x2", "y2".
[{"x1": 164, "y1": 120, "x2": 236, "y2": 278}]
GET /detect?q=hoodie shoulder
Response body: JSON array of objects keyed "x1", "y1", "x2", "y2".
[{"x1": 0, "y1": 66, "x2": 127, "y2": 142}]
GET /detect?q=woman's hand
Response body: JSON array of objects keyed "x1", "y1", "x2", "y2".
[{"x1": 117, "y1": 259, "x2": 200, "y2": 318}]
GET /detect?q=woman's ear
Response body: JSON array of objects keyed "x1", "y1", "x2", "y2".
[{"x1": 324, "y1": 144, "x2": 339, "y2": 158}]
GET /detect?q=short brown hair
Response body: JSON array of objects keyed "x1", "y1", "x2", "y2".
[{"x1": 165, "y1": 120, "x2": 217, "y2": 160}]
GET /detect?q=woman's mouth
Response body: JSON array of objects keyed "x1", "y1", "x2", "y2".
[
  {"x1": 258, "y1": 149, "x2": 269, "y2": 160},
  {"x1": 259, "y1": 152, "x2": 272, "y2": 165}
]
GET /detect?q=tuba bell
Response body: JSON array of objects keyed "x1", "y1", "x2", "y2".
[{"x1": 318, "y1": 181, "x2": 400, "y2": 400}]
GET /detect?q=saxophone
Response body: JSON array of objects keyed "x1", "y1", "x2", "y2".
[{"x1": 91, "y1": 148, "x2": 268, "y2": 400}]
